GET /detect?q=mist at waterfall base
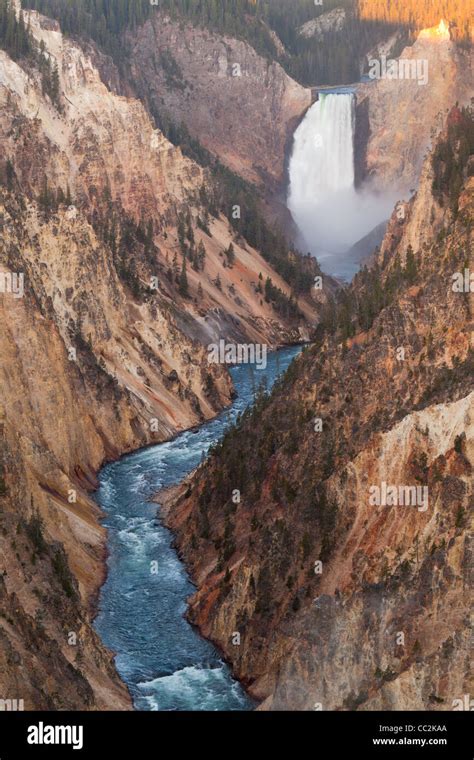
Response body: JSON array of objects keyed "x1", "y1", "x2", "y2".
[{"x1": 288, "y1": 92, "x2": 400, "y2": 281}]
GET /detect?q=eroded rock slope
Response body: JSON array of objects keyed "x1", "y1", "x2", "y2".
[{"x1": 163, "y1": 113, "x2": 473, "y2": 710}]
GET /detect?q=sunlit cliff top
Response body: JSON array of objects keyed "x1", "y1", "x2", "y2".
[{"x1": 418, "y1": 19, "x2": 451, "y2": 41}]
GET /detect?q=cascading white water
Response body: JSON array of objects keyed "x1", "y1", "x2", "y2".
[
  {"x1": 288, "y1": 91, "x2": 398, "y2": 279},
  {"x1": 288, "y1": 92, "x2": 355, "y2": 206}
]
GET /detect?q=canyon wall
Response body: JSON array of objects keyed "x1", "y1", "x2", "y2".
[
  {"x1": 129, "y1": 14, "x2": 312, "y2": 189},
  {"x1": 162, "y1": 120, "x2": 473, "y2": 710},
  {"x1": 356, "y1": 21, "x2": 473, "y2": 193}
]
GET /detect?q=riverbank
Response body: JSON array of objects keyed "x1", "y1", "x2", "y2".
[{"x1": 93, "y1": 346, "x2": 303, "y2": 710}]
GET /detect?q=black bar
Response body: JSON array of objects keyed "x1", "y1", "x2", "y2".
[{"x1": 0, "y1": 710, "x2": 471, "y2": 758}]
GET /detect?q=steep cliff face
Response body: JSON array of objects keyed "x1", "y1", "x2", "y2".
[
  {"x1": 129, "y1": 14, "x2": 312, "y2": 188},
  {"x1": 356, "y1": 21, "x2": 472, "y2": 193},
  {"x1": 0, "y1": 8, "x2": 318, "y2": 709},
  {"x1": 162, "y1": 117, "x2": 473, "y2": 710},
  {"x1": 1, "y1": 10, "x2": 317, "y2": 346},
  {"x1": 0, "y1": 189, "x2": 238, "y2": 709}
]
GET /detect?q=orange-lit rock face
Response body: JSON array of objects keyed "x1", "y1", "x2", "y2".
[
  {"x1": 356, "y1": 22, "x2": 472, "y2": 193},
  {"x1": 359, "y1": 1, "x2": 472, "y2": 40},
  {"x1": 418, "y1": 19, "x2": 451, "y2": 41}
]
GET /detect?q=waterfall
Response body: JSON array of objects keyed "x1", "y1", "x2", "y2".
[
  {"x1": 288, "y1": 92, "x2": 355, "y2": 207},
  {"x1": 287, "y1": 91, "x2": 396, "y2": 279}
]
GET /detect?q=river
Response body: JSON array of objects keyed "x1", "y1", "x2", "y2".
[{"x1": 93, "y1": 345, "x2": 302, "y2": 711}]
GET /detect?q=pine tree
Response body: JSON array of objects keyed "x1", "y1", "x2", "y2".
[
  {"x1": 405, "y1": 245, "x2": 417, "y2": 283},
  {"x1": 50, "y1": 61, "x2": 60, "y2": 105},
  {"x1": 264, "y1": 276, "x2": 272, "y2": 302},
  {"x1": 197, "y1": 240, "x2": 206, "y2": 270},
  {"x1": 172, "y1": 252, "x2": 179, "y2": 281},
  {"x1": 5, "y1": 159, "x2": 14, "y2": 190},
  {"x1": 179, "y1": 257, "x2": 189, "y2": 297},
  {"x1": 186, "y1": 218, "x2": 195, "y2": 244},
  {"x1": 177, "y1": 214, "x2": 186, "y2": 246},
  {"x1": 39, "y1": 175, "x2": 51, "y2": 217},
  {"x1": 146, "y1": 219, "x2": 154, "y2": 249},
  {"x1": 225, "y1": 242, "x2": 235, "y2": 266}
]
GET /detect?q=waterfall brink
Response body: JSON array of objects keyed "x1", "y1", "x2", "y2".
[
  {"x1": 288, "y1": 91, "x2": 397, "y2": 280},
  {"x1": 288, "y1": 92, "x2": 355, "y2": 206}
]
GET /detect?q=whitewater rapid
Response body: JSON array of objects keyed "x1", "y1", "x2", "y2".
[{"x1": 94, "y1": 347, "x2": 301, "y2": 711}]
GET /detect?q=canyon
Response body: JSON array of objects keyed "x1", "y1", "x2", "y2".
[
  {"x1": 128, "y1": 13, "x2": 472, "y2": 266},
  {"x1": 0, "y1": 1, "x2": 472, "y2": 713},
  {"x1": 162, "y1": 113, "x2": 473, "y2": 710},
  {"x1": 0, "y1": 5, "x2": 317, "y2": 709},
  {"x1": 128, "y1": 15, "x2": 472, "y2": 200}
]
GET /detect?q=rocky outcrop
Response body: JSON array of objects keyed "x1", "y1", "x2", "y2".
[
  {"x1": 299, "y1": 8, "x2": 348, "y2": 40},
  {"x1": 129, "y1": 14, "x2": 312, "y2": 188},
  {"x1": 161, "y1": 118, "x2": 473, "y2": 710},
  {"x1": 356, "y1": 21, "x2": 472, "y2": 193}
]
